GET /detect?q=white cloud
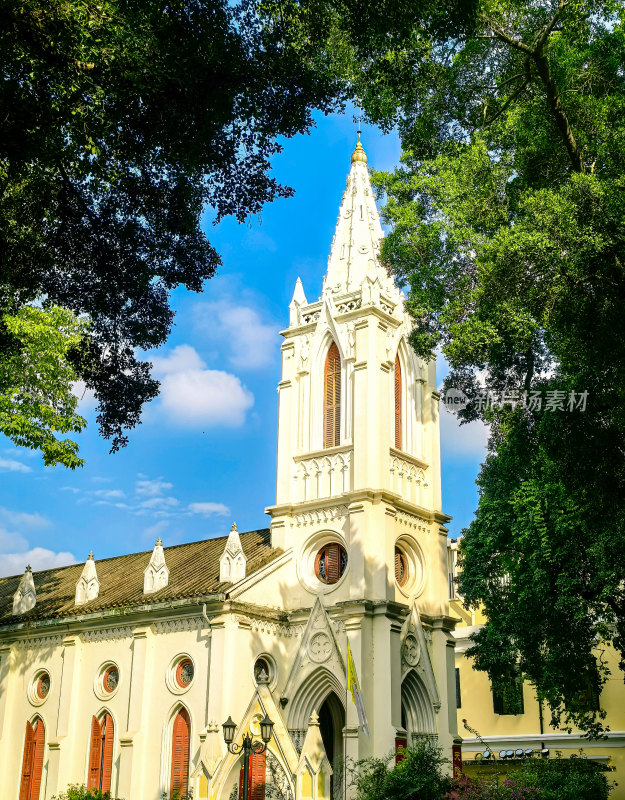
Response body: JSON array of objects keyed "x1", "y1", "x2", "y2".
[
  {"x1": 143, "y1": 520, "x2": 170, "y2": 540},
  {"x1": 0, "y1": 507, "x2": 50, "y2": 529},
  {"x1": 71, "y1": 380, "x2": 97, "y2": 411},
  {"x1": 60, "y1": 486, "x2": 81, "y2": 494},
  {"x1": 194, "y1": 301, "x2": 277, "y2": 369},
  {"x1": 94, "y1": 489, "x2": 125, "y2": 499},
  {"x1": 0, "y1": 527, "x2": 28, "y2": 553},
  {"x1": 138, "y1": 496, "x2": 179, "y2": 510},
  {"x1": 0, "y1": 458, "x2": 32, "y2": 473},
  {"x1": 439, "y1": 405, "x2": 490, "y2": 458},
  {"x1": 151, "y1": 345, "x2": 253, "y2": 427},
  {"x1": 188, "y1": 502, "x2": 230, "y2": 517},
  {"x1": 136, "y1": 477, "x2": 174, "y2": 497},
  {"x1": 0, "y1": 547, "x2": 77, "y2": 578}
]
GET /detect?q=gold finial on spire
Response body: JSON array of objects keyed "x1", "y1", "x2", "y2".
[{"x1": 351, "y1": 131, "x2": 367, "y2": 165}]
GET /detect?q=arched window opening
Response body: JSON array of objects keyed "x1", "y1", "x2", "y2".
[
  {"x1": 19, "y1": 717, "x2": 45, "y2": 800},
  {"x1": 88, "y1": 713, "x2": 114, "y2": 793},
  {"x1": 324, "y1": 343, "x2": 341, "y2": 448},
  {"x1": 315, "y1": 543, "x2": 347, "y2": 585},
  {"x1": 395, "y1": 546, "x2": 408, "y2": 587},
  {"x1": 170, "y1": 707, "x2": 191, "y2": 798},
  {"x1": 394, "y1": 356, "x2": 402, "y2": 450}
]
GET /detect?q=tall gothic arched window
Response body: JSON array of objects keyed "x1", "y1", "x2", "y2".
[
  {"x1": 170, "y1": 707, "x2": 191, "y2": 798},
  {"x1": 324, "y1": 343, "x2": 341, "y2": 448},
  {"x1": 87, "y1": 713, "x2": 114, "y2": 793},
  {"x1": 394, "y1": 355, "x2": 402, "y2": 450},
  {"x1": 19, "y1": 717, "x2": 45, "y2": 800}
]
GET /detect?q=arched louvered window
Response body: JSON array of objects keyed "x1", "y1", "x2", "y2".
[
  {"x1": 239, "y1": 751, "x2": 267, "y2": 800},
  {"x1": 19, "y1": 717, "x2": 45, "y2": 800},
  {"x1": 87, "y1": 713, "x2": 114, "y2": 793},
  {"x1": 324, "y1": 343, "x2": 341, "y2": 448},
  {"x1": 170, "y1": 708, "x2": 191, "y2": 798},
  {"x1": 394, "y1": 355, "x2": 402, "y2": 450}
]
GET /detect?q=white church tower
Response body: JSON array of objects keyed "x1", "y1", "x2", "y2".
[{"x1": 266, "y1": 135, "x2": 458, "y2": 764}]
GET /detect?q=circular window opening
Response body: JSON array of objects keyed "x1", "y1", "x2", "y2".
[
  {"x1": 103, "y1": 666, "x2": 119, "y2": 694},
  {"x1": 176, "y1": 658, "x2": 194, "y2": 688},
  {"x1": 395, "y1": 546, "x2": 408, "y2": 587},
  {"x1": 314, "y1": 543, "x2": 347, "y2": 585},
  {"x1": 36, "y1": 672, "x2": 50, "y2": 699},
  {"x1": 254, "y1": 657, "x2": 270, "y2": 684}
]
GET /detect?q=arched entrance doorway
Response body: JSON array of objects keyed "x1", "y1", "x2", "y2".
[
  {"x1": 318, "y1": 692, "x2": 345, "y2": 800},
  {"x1": 401, "y1": 669, "x2": 436, "y2": 743}
]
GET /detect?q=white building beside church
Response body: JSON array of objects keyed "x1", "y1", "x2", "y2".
[{"x1": 0, "y1": 136, "x2": 459, "y2": 800}]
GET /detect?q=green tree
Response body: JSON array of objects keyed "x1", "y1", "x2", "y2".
[
  {"x1": 0, "y1": 0, "x2": 343, "y2": 459},
  {"x1": 363, "y1": 1, "x2": 625, "y2": 733}
]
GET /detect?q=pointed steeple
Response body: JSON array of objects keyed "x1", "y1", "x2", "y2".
[
  {"x1": 13, "y1": 565, "x2": 36, "y2": 615},
  {"x1": 75, "y1": 551, "x2": 100, "y2": 605},
  {"x1": 219, "y1": 523, "x2": 247, "y2": 583},
  {"x1": 325, "y1": 135, "x2": 386, "y2": 295},
  {"x1": 296, "y1": 711, "x2": 332, "y2": 800},
  {"x1": 289, "y1": 277, "x2": 308, "y2": 326},
  {"x1": 144, "y1": 537, "x2": 169, "y2": 594}
]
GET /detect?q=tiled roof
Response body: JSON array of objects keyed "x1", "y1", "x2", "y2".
[{"x1": 0, "y1": 529, "x2": 277, "y2": 626}]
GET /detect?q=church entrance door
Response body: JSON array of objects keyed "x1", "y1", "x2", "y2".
[{"x1": 318, "y1": 693, "x2": 345, "y2": 800}]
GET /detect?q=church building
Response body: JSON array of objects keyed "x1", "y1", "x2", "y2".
[{"x1": 0, "y1": 136, "x2": 458, "y2": 800}]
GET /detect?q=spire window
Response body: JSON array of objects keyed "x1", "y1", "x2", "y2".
[
  {"x1": 324, "y1": 343, "x2": 341, "y2": 448},
  {"x1": 395, "y1": 356, "x2": 402, "y2": 450}
]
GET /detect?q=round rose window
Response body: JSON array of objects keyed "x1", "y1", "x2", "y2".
[
  {"x1": 103, "y1": 666, "x2": 119, "y2": 694},
  {"x1": 314, "y1": 543, "x2": 347, "y2": 585},
  {"x1": 36, "y1": 673, "x2": 50, "y2": 699},
  {"x1": 176, "y1": 658, "x2": 194, "y2": 688}
]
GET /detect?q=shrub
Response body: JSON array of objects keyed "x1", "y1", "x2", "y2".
[
  {"x1": 52, "y1": 786, "x2": 119, "y2": 800},
  {"x1": 350, "y1": 739, "x2": 452, "y2": 800},
  {"x1": 514, "y1": 753, "x2": 612, "y2": 800}
]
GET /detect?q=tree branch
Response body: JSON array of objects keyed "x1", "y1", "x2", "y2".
[{"x1": 484, "y1": 78, "x2": 530, "y2": 126}]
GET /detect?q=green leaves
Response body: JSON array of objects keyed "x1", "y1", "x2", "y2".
[{"x1": 0, "y1": 305, "x2": 88, "y2": 468}]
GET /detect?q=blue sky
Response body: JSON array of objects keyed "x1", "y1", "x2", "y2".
[{"x1": 0, "y1": 109, "x2": 488, "y2": 577}]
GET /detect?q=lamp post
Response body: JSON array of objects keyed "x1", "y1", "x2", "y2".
[{"x1": 223, "y1": 713, "x2": 274, "y2": 800}]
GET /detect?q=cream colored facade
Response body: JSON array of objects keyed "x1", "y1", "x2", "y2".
[
  {"x1": 449, "y1": 541, "x2": 625, "y2": 798},
  {"x1": 0, "y1": 139, "x2": 457, "y2": 800}
]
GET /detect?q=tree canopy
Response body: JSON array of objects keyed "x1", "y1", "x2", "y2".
[{"x1": 365, "y1": 0, "x2": 625, "y2": 733}]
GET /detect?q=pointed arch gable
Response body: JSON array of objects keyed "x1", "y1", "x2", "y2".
[
  {"x1": 287, "y1": 667, "x2": 346, "y2": 733},
  {"x1": 401, "y1": 669, "x2": 436, "y2": 738}
]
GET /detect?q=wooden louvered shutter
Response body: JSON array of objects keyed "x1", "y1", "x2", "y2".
[
  {"x1": 101, "y1": 713, "x2": 114, "y2": 793},
  {"x1": 325, "y1": 544, "x2": 340, "y2": 584},
  {"x1": 87, "y1": 716, "x2": 102, "y2": 789},
  {"x1": 170, "y1": 708, "x2": 190, "y2": 797},
  {"x1": 394, "y1": 356, "x2": 402, "y2": 450},
  {"x1": 30, "y1": 719, "x2": 45, "y2": 800},
  {"x1": 324, "y1": 343, "x2": 341, "y2": 448},
  {"x1": 249, "y1": 749, "x2": 266, "y2": 800},
  {"x1": 19, "y1": 721, "x2": 35, "y2": 800}
]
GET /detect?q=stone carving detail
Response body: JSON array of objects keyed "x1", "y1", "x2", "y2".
[
  {"x1": 302, "y1": 310, "x2": 321, "y2": 324},
  {"x1": 389, "y1": 456, "x2": 428, "y2": 507},
  {"x1": 291, "y1": 505, "x2": 349, "y2": 527},
  {"x1": 81, "y1": 627, "x2": 134, "y2": 643},
  {"x1": 308, "y1": 631, "x2": 332, "y2": 663},
  {"x1": 17, "y1": 635, "x2": 63, "y2": 650},
  {"x1": 395, "y1": 509, "x2": 429, "y2": 536},
  {"x1": 336, "y1": 298, "x2": 362, "y2": 314},
  {"x1": 152, "y1": 617, "x2": 205, "y2": 635},
  {"x1": 293, "y1": 452, "x2": 352, "y2": 503},
  {"x1": 243, "y1": 618, "x2": 304, "y2": 638},
  {"x1": 401, "y1": 633, "x2": 420, "y2": 667}
]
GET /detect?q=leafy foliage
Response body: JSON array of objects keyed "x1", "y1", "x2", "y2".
[
  {"x1": 350, "y1": 739, "x2": 452, "y2": 800},
  {"x1": 0, "y1": 0, "x2": 344, "y2": 459},
  {"x1": 52, "y1": 785, "x2": 120, "y2": 800},
  {"x1": 0, "y1": 305, "x2": 88, "y2": 467},
  {"x1": 362, "y1": 1, "x2": 625, "y2": 733}
]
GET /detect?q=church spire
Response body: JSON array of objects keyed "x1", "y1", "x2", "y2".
[{"x1": 325, "y1": 135, "x2": 386, "y2": 295}]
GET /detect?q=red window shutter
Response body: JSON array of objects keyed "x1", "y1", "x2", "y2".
[
  {"x1": 249, "y1": 749, "x2": 266, "y2": 800},
  {"x1": 101, "y1": 713, "x2": 114, "y2": 793},
  {"x1": 394, "y1": 356, "x2": 401, "y2": 450},
  {"x1": 30, "y1": 719, "x2": 45, "y2": 800},
  {"x1": 87, "y1": 716, "x2": 102, "y2": 790},
  {"x1": 326, "y1": 544, "x2": 340, "y2": 584},
  {"x1": 170, "y1": 708, "x2": 190, "y2": 798},
  {"x1": 324, "y1": 343, "x2": 341, "y2": 448},
  {"x1": 19, "y1": 721, "x2": 35, "y2": 800}
]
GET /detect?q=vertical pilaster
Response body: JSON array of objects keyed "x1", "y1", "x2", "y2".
[{"x1": 45, "y1": 742, "x2": 61, "y2": 800}]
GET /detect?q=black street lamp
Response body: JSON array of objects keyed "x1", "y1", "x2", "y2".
[{"x1": 223, "y1": 713, "x2": 274, "y2": 800}]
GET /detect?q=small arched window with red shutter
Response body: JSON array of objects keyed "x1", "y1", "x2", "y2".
[
  {"x1": 88, "y1": 713, "x2": 114, "y2": 793},
  {"x1": 170, "y1": 707, "x2": 191, "y2": 798},
  {"x1": 324, "y1": 343, "x2": 341, "y2": 448},
  {"x1": 19, "y1": 717, "x2": 45, "y2": 800},
  {"x1": 394, "y1": 355, "x2": 402, "y2": 450}
]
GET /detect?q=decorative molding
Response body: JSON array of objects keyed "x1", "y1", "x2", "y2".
[
  {"x1": 81, "y1": 626, "x2": 134, "y2": 643},
  {"x1": 234, "y1": 616, "x2": 304, "y2": 638},
  {"x1": 152, "y1": 617, "x2": 205, "y2": 635},
  {"x1": 396, "y1": 509, "x2": 429, "y2": 535},
  {"x1": 291, "y1": 504, "x2": 349, "y2": 528},
  {"x1": 17, "y1": 635, "x2": 63, "y2": 650}
]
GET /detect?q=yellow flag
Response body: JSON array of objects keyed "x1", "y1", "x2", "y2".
[{"x1": 346, "y1": 641, "x2": 369, "y2": 736}]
